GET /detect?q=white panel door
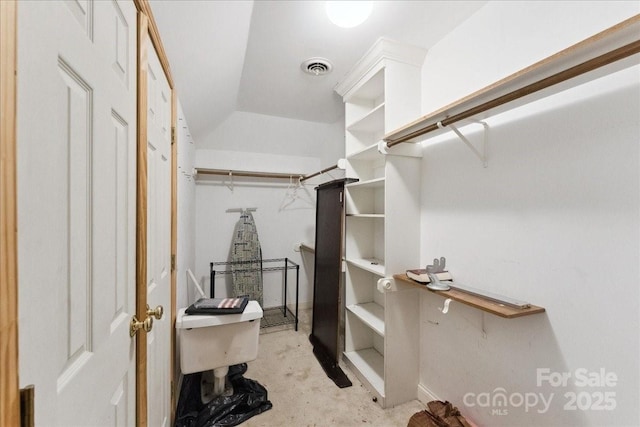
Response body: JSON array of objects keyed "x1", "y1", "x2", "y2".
[
  {"x1": 16, "y1": 1, "x2": 137, "y2": 425},
  {"x1": 145, "y1": 36, "x2": 173, "y2": 427}
]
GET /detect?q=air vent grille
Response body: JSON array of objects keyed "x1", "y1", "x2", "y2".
[{"x1": 301, "y1": 58, "x2": 333, "y2": 76}]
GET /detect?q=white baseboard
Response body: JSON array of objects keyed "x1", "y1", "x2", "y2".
[{"x1": 417, "y1": 383, "x2": 441, "y2": 405}]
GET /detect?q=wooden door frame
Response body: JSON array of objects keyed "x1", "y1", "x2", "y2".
[
  {"x1": 135, "y1": 11, "x2": 150, "y2": 426},
  {"x1": 134, "y1": 1, "x2": 176, "y2": 425},
  {"x1": 0, "y1": 1, "x2": 20, "y2": 426}
]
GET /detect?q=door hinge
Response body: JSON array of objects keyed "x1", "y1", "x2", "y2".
[
  {"x1": 171, "y1": 127, "x2": 176, "y2": 145},
  {"x1": 339, "y1": 191, "x2": 343, "y2": 204},
  {"x1": 20, "y1": 385, "x2": 34, "y2": 427},
  {"x1": 171, "y1": 254, "x2": 176, "y2": 272}
]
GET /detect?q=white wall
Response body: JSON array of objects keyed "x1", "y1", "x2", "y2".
[
  {"x1": 176, "y1": 102, "x2": 196, "y2": 309},
  {"x1": 193, "y1": 111, "x2": 345, "y2": 309},
  {"x1": 197, "y1": 110, "x2": 345, "y2": 168},
  {"x1": 174, "y1": 102, "x2": 196, "y2": 391},
  {"x1": 421, "y1": 1, "x2": 640, "y2": 115},
  {"x1": 194, "y1": 150, "x2": 328, "y2": 308},
  {"x1": 417, "y1": 2, "x2": 639, "y2": 426}
]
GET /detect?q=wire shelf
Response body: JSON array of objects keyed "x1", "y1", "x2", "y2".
[
  {"x1": 209, "y1": 257, "x2": 300, "y2": 331},
  {"x1": 261, "y1": 306, "x2": 297, "y2": 330}
]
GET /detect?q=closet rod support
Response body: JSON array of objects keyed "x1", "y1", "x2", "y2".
[
  {"x1": 437, "y1": 120, "x2": 489, "y2": 168},
  {"x1": 225, "y1": 171, "x2": 234, "y2": 192},
  {"x1": 300, "y1": 163, "x2": 339, "y2": 183}
]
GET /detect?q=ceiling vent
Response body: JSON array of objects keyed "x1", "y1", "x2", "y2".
[{"x1": 301, "y1": 58, "x2": 333, "y2": 76}]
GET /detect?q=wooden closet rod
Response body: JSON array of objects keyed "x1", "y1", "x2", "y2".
[
  {"x1": 195, "y1": 164, "x2": 341, "y2": 183},
  {"x1": 195, "y1": 168, "x2": 303, "y2": 180},
  {"x1": 299, "y1": 164, "x2": 339, "y2": 182},
  {"x1": 384, "y1": 15, "x2": 640, "y2": 147}
]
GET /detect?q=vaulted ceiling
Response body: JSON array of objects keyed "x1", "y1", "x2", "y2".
[{"x1": 150, "y1": 1, "x2": 486, "y2": 143}]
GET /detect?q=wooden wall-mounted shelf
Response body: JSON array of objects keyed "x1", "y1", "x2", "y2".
[
  {"x1": 393, "y1": 274, "x2": 545, "y2": 319},
  {"x1": 299, "y1": 243, "x2": 315, "y2": 254}
]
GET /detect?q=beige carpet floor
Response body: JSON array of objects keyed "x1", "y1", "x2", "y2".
[{"x1": 242, "y1": 309, "x2": 426, "y2": 426}]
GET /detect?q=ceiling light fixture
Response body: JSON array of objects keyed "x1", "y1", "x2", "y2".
[{"x1": 325, "y1": 1, "x2": 373, "y2": 28}]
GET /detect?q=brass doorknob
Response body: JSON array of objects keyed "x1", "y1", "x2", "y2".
[
  {"x1": 130, "y1": 315, "x2": 153, "y2": 337},
  {"x1": 147, "y1": 304, "x2": 164, "y2": 320}
]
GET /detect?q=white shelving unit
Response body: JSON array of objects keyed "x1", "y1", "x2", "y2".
[{"x1": 335, "y1": 38, "x2": 426, "y2": 408}]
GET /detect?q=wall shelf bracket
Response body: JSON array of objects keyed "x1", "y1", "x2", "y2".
[
  {"x1": 437, "y1": 119, "x2": 489, "y2": 168},
  {"x1": 224, "y1": 171, "x2": 234, "y2": 192}
]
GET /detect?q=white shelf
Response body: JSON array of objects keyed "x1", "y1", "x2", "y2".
[
  {"x1": 347, "y1": 177, "x2": 385, "y2": 190},
  {"x1": 347, "y1": 214, "x2": 385, "y2": 219},
  {"x1": 346, "y1": 143, "x2": 381, "y2": 161},
  {"x1": 347, "y1": 303, "x2": 385, "y2": 336},
  {"x1": 344, "y1": 349, "x2": 385, "y2": 397},
  {"x1": 347, "y1": 103, "x2": 385, "y2": 133},
  {"x1": 346, "y1": 258, "x2": 385, "y2": 276}
]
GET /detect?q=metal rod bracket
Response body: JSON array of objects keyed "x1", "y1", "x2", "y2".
[
  {"x1": 224, "y1": 171, "x2": 234, "y2": 192},
  {"x1": 437, "y1": 120, "x2": 489, "y2": 168}
]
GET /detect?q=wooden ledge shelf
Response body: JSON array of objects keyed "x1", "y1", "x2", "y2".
[
  {"x1": 393, "y1": 274, "x2": 545, "y2": 319},
  {"x1": 299, "y1": 243, "x2": 314, "y2": 254}
]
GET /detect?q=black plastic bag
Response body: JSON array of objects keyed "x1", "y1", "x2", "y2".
[{"x1": 174, "y1": 364, "x2": 272, "y2": 427}]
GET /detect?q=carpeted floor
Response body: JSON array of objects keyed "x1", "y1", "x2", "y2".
[{"x1": 242, "y1": 308, "x2": 426, "y2": 426}]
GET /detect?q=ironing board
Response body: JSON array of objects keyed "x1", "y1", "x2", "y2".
[{"x1": 230, "y1": 210, "x2": 263, "y2": 307}]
